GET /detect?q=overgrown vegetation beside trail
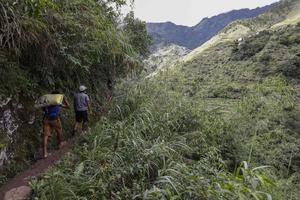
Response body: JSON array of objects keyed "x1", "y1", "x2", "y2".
[
  {"x1": 31, "y1": 74, "x2": 299, "y2": 199},
  {"x1": 31, "y1": 0, "x2": 300, "y2": 199},
  {"x1": 0, "y1": 0, "x2": 151, "y2": 185}
]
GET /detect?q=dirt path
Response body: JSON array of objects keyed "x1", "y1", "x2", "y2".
[{"x1": 0, "y1": 140, "x2": 73, "y2": 199}]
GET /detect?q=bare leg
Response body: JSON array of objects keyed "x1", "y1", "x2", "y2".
[
  {"x1": 72, "y1": 123, "x2": 77, "y2": 136},
  {"x1": 43, "y1": 121, "x2": 50, "y2": 158},
  {"x1": 56, "y1": 129, "x2": 63, "y2": 149},
  {"x1": 55, "y1": 119, "x2": 64, "y2": 149},
  {"x1": 43, "y1": 135, "x2": 49, "y2": 158},
  {"x1": 82, "y1": 122, "x2": 88, "y2": 133},
  {"x1": 73, "y1": 122, "x2": 83, "y2": 135}
]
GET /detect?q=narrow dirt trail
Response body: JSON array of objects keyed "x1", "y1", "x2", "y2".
[
  {"x1": 0, "y1": 140, "x2": 73, "y2": 199},
  {"x1": 0, "y1": 97, "x2": 112, "y2": 200}
]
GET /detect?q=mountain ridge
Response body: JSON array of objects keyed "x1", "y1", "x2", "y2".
[{"x1": 147, "y1": 5, "x2": 273, "y2": 50}]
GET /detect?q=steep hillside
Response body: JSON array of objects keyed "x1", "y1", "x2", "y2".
[
  {"x1": 147, "y1": 5, "x2": 271, "y2": 50},
  {"x1": 0, "y1": 0, "x2": 149, "y2": 185},
  {"x1": 31, "y1": 0, "x2": 300, "y2": 199}
]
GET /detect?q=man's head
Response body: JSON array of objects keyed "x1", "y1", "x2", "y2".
[
  {"x1": 79, "y1": 85, "x2": 87, "y2": 93},
  {"x1": 51, "y1": 90, "x2": 61, "y2": 94}
]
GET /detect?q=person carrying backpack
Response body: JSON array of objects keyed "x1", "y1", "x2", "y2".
[
  {"x1": 42, "y1": 91, "x2": 70, "y2": 158},
  {"x1": 73, "y1": 85, "x2": 91, "y2": 135}
]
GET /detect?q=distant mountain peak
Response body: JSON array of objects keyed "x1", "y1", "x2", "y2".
[{"x1": 147, "y1": 4, "x2": 272, "y2": 50}]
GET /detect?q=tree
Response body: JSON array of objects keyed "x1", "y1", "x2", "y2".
[{"x1": 123, "y1": 11, "x2": 152, "y2": 58}]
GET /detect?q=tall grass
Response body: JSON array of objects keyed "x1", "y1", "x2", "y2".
[
  {"x1": 30, "y1": 1, "x2": 300, "y2": 199},
  {"x1": 30, "y1": 73, "x2": 300, "y2": 199}
]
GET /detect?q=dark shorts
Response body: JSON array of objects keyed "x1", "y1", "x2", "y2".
[{"x1": 75, "y1": 111, "x2": 88, "y2": 123}]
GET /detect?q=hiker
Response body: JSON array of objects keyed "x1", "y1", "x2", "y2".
[
  {"x1": 42, "y1": 91, "x2": 70, "y2": 158},
  {"x1": 73, "y1": 85, "x2": 91, "y2": 135}
]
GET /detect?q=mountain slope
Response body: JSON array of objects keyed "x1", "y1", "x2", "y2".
[
  {"x1": 32, "y1": 0, "x2": 300, "y2": 199},
  {"x1": 155, "y1": 0, "x2": 300, "y2": 174},
  {"x1": 184, "y1": 0, "x2": 300, "y2": 62},
  {"x1": 147, "y1": 5, "x2": 271, "y2": 50},
  {"x1": 143, "y1": 44, "x2": 190, "y2": 74}
]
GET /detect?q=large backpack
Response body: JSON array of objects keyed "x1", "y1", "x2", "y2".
[
  {"x1": 35, "y1": 94, "x2": 64, "y2": 108},
  {"x1": 44, "y1": 105, "x2": 61, "y2": 120}
]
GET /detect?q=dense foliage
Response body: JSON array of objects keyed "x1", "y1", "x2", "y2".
[
  {"x1": 123, "y1": 11, "x2": 153, "y2": 58},
  {"x1": 31, "y1": 72, "x2": 299, "y2": 199},
  {"x1": 0, "y1": 0, "x2": 150, "y2": 184},
  {"x1": 31, "y1": 0, "x2": 300, "y2": 199},
  {"x1": 0, "y1": 0, "x2": 299, "y2": 199}
]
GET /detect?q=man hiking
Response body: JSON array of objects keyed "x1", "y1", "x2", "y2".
[
  {"x1": 73, "y1": 85, "x2": 91, "y2": 135},
  {"x1": 42, "y1": 91, "x2": 70, "y2": 158}
]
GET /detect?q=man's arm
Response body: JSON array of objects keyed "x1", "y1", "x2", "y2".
[
  {"x1": 62, "y1": 96, "x2": 70, "y2": 109},
  {"x1": 86, "y1": 95, "x2": 92, "y2": 113}
]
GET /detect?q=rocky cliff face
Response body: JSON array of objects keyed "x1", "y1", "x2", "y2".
[
  {"x1": 147, "y1": 5, "x2": 272, "y2": 50},
  {"x1": 144, "y1": 44, "x2": 190, "y2": 74}
]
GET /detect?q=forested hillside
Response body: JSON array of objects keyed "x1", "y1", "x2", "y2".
[
  {"x1": 0, "y1": 0, "x2": 151, "y2": 185},
  {"x1": 30, "y1": 0, "x2": 300, "y2": 199}
]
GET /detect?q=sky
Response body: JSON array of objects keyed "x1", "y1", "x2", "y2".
[{"x1": 125, "y1": 0, "x2": 279, "y2": 26}]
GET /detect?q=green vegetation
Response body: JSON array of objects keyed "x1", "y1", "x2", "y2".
[
  {"x1": 30, "y1": 0, "x2": 300, "y2": 198},
  {"x1": 123, "y1": 11, "x2": 153, "y2": 59},
  {"x1": 30, "y1": 72, "x2": 300, "y2": 199},
  {"x1": 1, "y1": 0, "x2": 300, "y2": 199},
  {"x1": 0, "y1": 0, "x2": 150, "y2": 185}
]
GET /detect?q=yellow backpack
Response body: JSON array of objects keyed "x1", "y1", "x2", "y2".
[{"x1": 35, "y1": 94, "x2": 64, "y2": 108}]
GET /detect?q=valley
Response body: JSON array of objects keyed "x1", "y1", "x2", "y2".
[{"x1": 0, "y1": 0, "x2": 300, "y2": 199}]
